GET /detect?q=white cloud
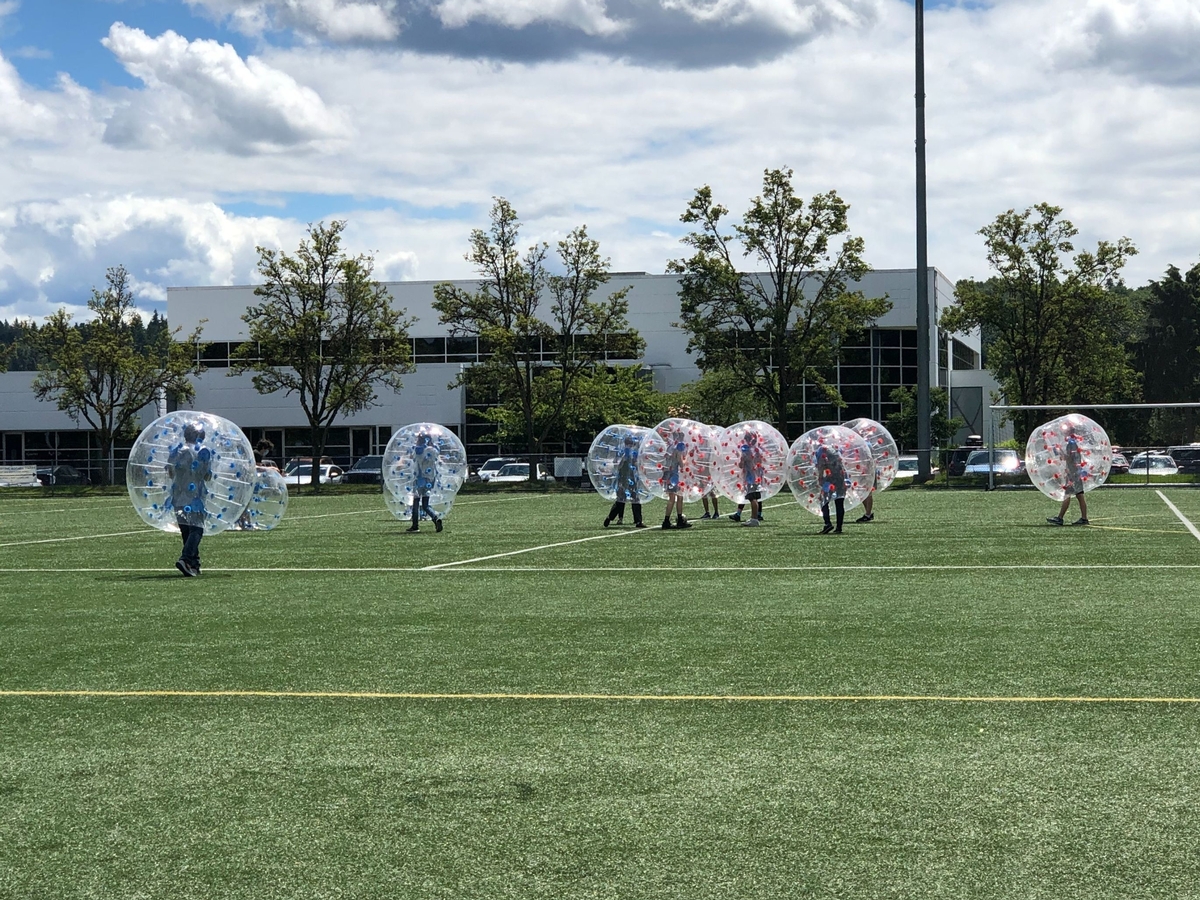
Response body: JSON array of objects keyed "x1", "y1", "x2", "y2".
[
  {"x1": 0, "y1": 52, "x2": 56, "y2": 140},
  {"x1": 186, "y1": 0, "x2": 401, "y2": 42},
  {"x1": 432, "y1": 0, "x2": 627, "y2": 36},
  {"x1": 660, "y1": 0, "x2": 881, "y2": 36},
  {"x1": 101, "y1": 23, "x2": 348, "y2": 153},
  {"x1": 1045, "y1": 0, "x2": 1200, "y2": 85}
]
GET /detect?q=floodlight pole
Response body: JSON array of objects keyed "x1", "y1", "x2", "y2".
[{"x1": 915, "y1": 0, "x2": 932, "y2": 478}]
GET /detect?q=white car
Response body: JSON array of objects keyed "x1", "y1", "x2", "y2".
[
  {"x1": 487, "y1": 462, "x2": 556, "y2": 484},
  {"x1": 1128, "y1": 453, "x2": 1178, "y2": 476},
  {"x1": 476, "y1": 457, "x2": 520, "y2": 481},
  {"x1": 283, "y1": 464, "x2": 344, "y2": 485},
  {"x1": 892, "y1": 455, "x2": 940, "y2": 479}
]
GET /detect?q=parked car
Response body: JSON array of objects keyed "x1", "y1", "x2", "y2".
[
  {"x1": 35, "y1": 465, "x2": 90, "y2": 486},
  {"x1": 1167, "y1": 444, "x2": 1200, "y2": 475},
  {"x1": 476, "y1": 456, "x2": 520, "y2": 482},
  {"x1": 283, "y1": 464, "x2": 344, "y2": 485},
  {"x1": 1128, "y1": 453, "x2": 1178, "y2": 476},
  {"x1": 962, "y1": 448, "x2": 1024, "y2": 476},
  {"x1": 1109, "y1": 452, "x2": 1130, "y2": 476},
  {"x1": 946, "y1": 437, "x2": 985, "y2": 476},
  {"x1": 487, "y1": 462, "x2": 556, "y2": 484},
  {"x1": 892, "y1": 455, "x2": 939, "y2": 479},
  {"x1": 343, "y1": 455, "x2": 383, "y2": 484},
  {"x1": 284, "y1": 456, "x2": 333, "y2": 475}
]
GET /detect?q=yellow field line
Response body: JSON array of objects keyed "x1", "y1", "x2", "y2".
[{"x1": 1, "y1": 689, "x2": 1198, "y2": 704}]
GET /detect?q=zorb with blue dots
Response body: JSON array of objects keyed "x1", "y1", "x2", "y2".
[
  {"x1": 785, "y1": 425, "x2": 875, "y2": 515},
  {"x1": 844, "y1": 417, "x2": 901, "y2": 493},
  {"x1": 233, "y1": 466, "x2": 289, "y2": 531},
  {"x1": 382, "y1": 423, "x2": 467, "y2": 521},
  {"x1": 126, "y1": 411, "x2": 256, "y2": 534},
  {"x1": 712, "y1": 420, "x2": 789, "y2": 504},
  {"x1": 1025, "y1": 414, "x2": 1112, "y2": 501},
  {"x1": 587, "y1": 424, "x2": 652, "y2": 502}
]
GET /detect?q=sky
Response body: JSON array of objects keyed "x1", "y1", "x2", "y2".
[{"x1": 1, "y1": 0, "x2": 1199, "y2": 324}]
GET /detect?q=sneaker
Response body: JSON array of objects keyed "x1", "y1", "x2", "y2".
[
  {"x1": 661, "y1": 518, "x2": 673, "y2": 529},
  {"x1": 728, "y1": 513, "x2": 741, "y2": 523},
  {"x1": 743, "y1": 518, "x2": 761, "y2": 527},
  {"x1": 603, "y1": 517, "x2": 611, "y2": 528},
  {"x1": 855, "y1": 513, "x2": 874, "y2": 524},
  {"x1": 406, "y1": 524, "x2": 419, "y2": 533},
  {"x1": 634, "y1": 522, "x2": 647, "y2": 528},
  {"x1": 1046, "y1": 516, "x2": 1064, "y2": 526},
  {"x1": 1071, "y1": 517, "x2": 1089, "y2": 526},
  {"x1": 833, "y1": 527, "x2": 842, "y2": 534},
  {"x1": 617, "y1": 518, "x2": 624, "y2": 525},
  {"x1": 820, "y1": 524, "x2": 834, "y2": 534},
  {"x1": 175, "y1": 559, "x2": 193, "y2": 577},
  {"x1": 699, "y1": 512, "x2": 712, "y2": 520},
  {"x1": 676, "y1": 517, "x2": 693, "y2": 529},
  {"x1": 434, "y1": 518, "x2": 444, "y2": 533}
]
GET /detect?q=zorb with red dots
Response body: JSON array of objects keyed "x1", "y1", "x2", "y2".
[
  {"x1": 785, "y1": 425, "x2": 876, "y2": 515},
  {"x1": 712, "y1": 420, "x2": 788, "y2": 504},
  {"x1": 126, "y1": 411, "x2": 256, "y2": 534},
  {"x1": 844, "y1": 417, "x2": 901, "y2": 492},
  {"x1": 382, "y1": 422, "x2": 468, "y2": 521},
  {"x1": 1025, "y1": 414, "x2": 1112, "y2": 501},
  {"x1": 636, "y1": 417, "x2": 716, "y2": 502},
  {"x1": 587, "y1": 424, "x2": 653, "y2": 502}
]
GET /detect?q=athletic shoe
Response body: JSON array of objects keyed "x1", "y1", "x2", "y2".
[
  {"x1": 434, "y1": 518, "x2": 444, "y2": 533},
  {"x1": 855, "y1": 513, "x2": 874, "y2": 523},
  {"x1": 617, "y1": 518, "x2": 624, "y2": 525},
  {"x1": 661, "y1": 518, "x2": 673, "y2": 529},
  {"x1": 1071, "y1": 517, "x2": 1089, "y2": 526},
  {"x1": 699, "y1": 512, "x2": 712, "y2": 520},
  {"x1": 743, "y1": 518, "x2": 760, "y2": 527},
  {"x1": 728, "y1": 513, "x2": 741, "y2": 523},
  {"x1": 832, "y1": 528, "x2": 842, "y2": 534},
  {"x1": 406, "y1": 525, "x2": 419, "y2": 532},
  {"x1": 603, "y1": 517, "x2": 611, "y2": 528},
  {"x1": 175, "y1": 559, "x2": 194, "y2": 577},
  {"x1": 820, "y1": 524, "x2": 834, "y2": 534},
  {"x1": 634, "y1": 522, "x2": 647, "y2": 528},
  {"x1": 676, "y1": 517, "x2": 693, "y2": 529},
  {"x1": 1046, "y1": 516, "x2": 1064, "y2": 526}
]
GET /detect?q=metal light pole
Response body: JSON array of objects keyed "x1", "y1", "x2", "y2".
[{"x1": 915, "y1": 0, "x2": 932, "y2": 478}]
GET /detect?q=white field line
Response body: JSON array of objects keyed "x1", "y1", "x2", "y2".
[
  {"x1": 0, "y1": 529, "x2": 150, "y2": 549},
  {"x1": 2, "y1": 688, "x2": 1199, "y2": 704},
  {"x1": 283, "y1": 494, "x2": 556, "y2": 522},
  {"x1": 5, "y1": 563, "x2": 1200, "y2": 576},
  {"x1": 422, "y1": 527, "x2": 651, "y2": 570},
  {"x1": 1156, "y1": 490, "x2": 1200, "y2": 542}
]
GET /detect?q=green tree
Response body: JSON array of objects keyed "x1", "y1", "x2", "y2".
[
  {"x1": 885, "y1": 386, "x2": 963, "y2": 453},
  {"x1": 670, "y1": 167, "x2": 890, "y2": 441},
  {"x1": 1135, "y1": 261, "x2": 1200, "y2": 442},
  {"x1": 941, "y1": 204, "x2": 1139, "y2": 441},
  {"x1": 232, "y1": 221, "x2": 414, "y2": 492},
  {"x1": 668, "y1": 367, "x2": 772, "y2": 428},
  {"x1": 31, "y1": 265, "x2": 203, "y2": 484},
  {"x1": 433, "y1": 199, "x2": 640, "y2": 465}
]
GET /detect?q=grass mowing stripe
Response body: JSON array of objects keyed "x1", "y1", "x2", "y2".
[
  {"x1": 421, "y1": 526, "x2": 653, "y2": 570},
  {"x1": 1158, "y1": 489, "x2": 1200, "y2": 541},
  {"x1": 3, "y1": 689, "x2": 1200, "y2": 703}
]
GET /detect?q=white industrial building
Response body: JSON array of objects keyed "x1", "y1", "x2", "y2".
[{"x1": 1, "y1": 267, "x2": 1001, "y2": 473}]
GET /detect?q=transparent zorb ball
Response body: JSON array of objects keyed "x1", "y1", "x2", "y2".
[
  {"x1": 233, "y1": 466, "x2": 289, "y2": 531},
  {"x1": 126, "y1": 411, "x2": 256, "y2": 535},
  {"x1": 844, "y1": 418, "x2": 901, "y2": 493},
  {"x1": 712, "y1": 420, "x2": 789, "y2": 505},
  {"x1": 1025, "y1": 414, "x2": 1112, "y2": 501},
  {"x1": 786, "y1": 425, "x2": 876, "y2": 516},
  {"x1": 587, "y1": 424, "x2": 652, "y2": 502},
  {"x1": 636, "y1": 417, "x2": 718, "y2": 502},
  {"x1": 382, "y1": 423, "x2": 468, "y2": 521}
]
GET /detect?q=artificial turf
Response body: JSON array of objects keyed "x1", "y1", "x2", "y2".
[{"x1": 1, "y1": 485, "x2": 1199, "y2": 898}]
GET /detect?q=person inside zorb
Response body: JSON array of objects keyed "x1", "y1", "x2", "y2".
[
  {"x1": 816, "y1": 445, "x2": 849, "y2": 535},
  {"x1": 1047, "y1": 436, "x2": 1089, "y2": 526},
  {"x1": 604, "y1": 433, "x2": 646, "y2": 528},
  {"x1": 409, "y1": 430, "x2": 443, "y2": 533},
  {"x1": 169, "y1": 422, "x2": 213, "y2": 576}
]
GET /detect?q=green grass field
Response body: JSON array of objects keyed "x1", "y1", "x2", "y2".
[{"x1": 2, "y1": 484, "x2": 1200, "y2": 899}]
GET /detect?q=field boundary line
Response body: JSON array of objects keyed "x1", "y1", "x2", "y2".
[
  {"x1": 1157, "y1": 490, "x2": 1200, "y2": 542},
  {"x1": 2, "y1": 688, "x2": 1199, "y2": 704},
  {"x1": 0, "y1": 529, "x2": 149, "y2": 549},
  {"x1": 422, "y1": 527, "x2": 650, "y2": 570}
]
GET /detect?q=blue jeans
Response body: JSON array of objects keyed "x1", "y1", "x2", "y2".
[{"x1": 180, "y1": 523, "x2": 203, "y2": 569}]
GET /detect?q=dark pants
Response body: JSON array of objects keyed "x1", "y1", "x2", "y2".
[
  {"x1": 179, "y1": 523, "x2": 203, "y2": 569},
  {"x1": 411, "y1": 494, "x2": 439, "y2": 527},
  {"x1": 607, "y1": 501, "x2": 642, "y2": 525},
  {"x1": 822, "y1": 497, "x2": 845, "y2": 529}
]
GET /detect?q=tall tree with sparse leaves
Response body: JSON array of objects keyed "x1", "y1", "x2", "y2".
[
  {"x1": 670, "y1": 167, "x2": 890, "y2": 441},
  {"x1": 31, "y1": 265, "x2": 203, "y2": 484},
  {"x1": 232, "y1": 221, "x2": 414, "y2": 492},
  {"x1": 433, "y1": 198, "x2": 640, "y2": 463},
  {"x1": 942, "y1": 203, "x2": 1139, "y2": 441}
]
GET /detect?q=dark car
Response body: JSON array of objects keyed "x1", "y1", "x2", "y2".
[
  {"x1": 35, "y1": 465, "x2": 90, "y2": 486},
  {"x1": 344, "y1": 455, "x2": 384, "y2": 484},
  {"x1": 1167, "y1": 444, "x2": 1200, "y2": 475},
  {"x1": 1109, "y1": 452, "x2": 1130, "y2": 476}
]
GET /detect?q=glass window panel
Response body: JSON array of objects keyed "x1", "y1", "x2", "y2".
[
  {"x1": 878, "y1": 366, "x2": 902, "y2": 385},
  {"x1": 447, "y1": 336, "x2": 477, "y2": 362},
  {"x1": 878, "y1": 348, "x2": 901, "y2": 366},
  {"x1": 840, "y1": 384, "x2": 872, "y2": 405},
  {"x1": 876, "y1": 329, "x2": 901, "y2": 348},
  {"x1": 843, "y1": 404, "x2": 874, "y2": 422},
  {"x1": 901, "y1": 329, "x2": 918, "y2": 348},
  {"x1": 902, "y1": 366, "x2": 919, "y2": 385},
  {"x1": 415, "y1": 337, "x2": 445, "y2": 361},
  {"x1": 839, "y1": 346, "x2": 871, "y2": 367},
  {"x1": 837, "y1": 365, "x2": 872, "y2": 385}
]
